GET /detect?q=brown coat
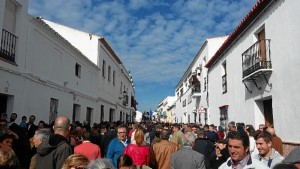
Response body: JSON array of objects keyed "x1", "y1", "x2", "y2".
[
  {"x1": 272, "y1": 135, "x2": 283, "y2": 155},
  {"x1": 151, "y1": 140, "x2": 178, "y2": 169}
]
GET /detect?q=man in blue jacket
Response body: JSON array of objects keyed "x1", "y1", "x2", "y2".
[{"x1": 106, "y1": 124, "x2": 129, "y2": 167}]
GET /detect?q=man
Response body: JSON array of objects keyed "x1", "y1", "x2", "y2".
[
  {"x1": 193, "y1": 128, "x2": 215, "y2": 169},
  {"x1": 170, "y1": 123, "x2": 183, "y2": 149},
  {"x1": 36, "y1": 115, "x2": 73, "y2": 169},
  {"x1": 171, "y1": 131, "x2": 206, "y2": 169},
  {"x1": 30, "y1": 128, "x2": 50, "y2": 169},
  {"x1": 27, "y1": 115, "x2": 38, "y2": 139},
  {"x1": 219, "y1": 131, "x2": 268, "y2": 169},
  {"x1": 206, "y1": 124, "x2": 219, "y2": 143},
  {"x1": 106, "y1": 124, "x2": 129, "y2": 168},
  {"x1": 266, "y1": 127, "x2": 283, "y2": 155},
  {"x1": 254, "y1": 131, "x2": 284, "y2": 168},
  {"x1": 151, "y1": 129, "x2": 178, "y2": 169},
  {"x1": 258, "y1": 124, "x2": 266, "y2": 131},
  {"x1": 74, "y1": 131, "x2": 101, "y2": 161}
]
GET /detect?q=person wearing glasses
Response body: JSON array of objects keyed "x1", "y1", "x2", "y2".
[{"x1": 106, "y1": 124, "x2": 130, "y2": 168}]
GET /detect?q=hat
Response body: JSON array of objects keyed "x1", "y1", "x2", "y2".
[{"x1": 283, "y1": 147, "x2": 300, "y2": 164}]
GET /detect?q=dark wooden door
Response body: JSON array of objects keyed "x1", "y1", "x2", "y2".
[
  {"x1": 263, "y1": 99, "x2": 273, "y2": 127},
  {"x1": 258, "y1": 29, "x2": 267, "y2": 68}
]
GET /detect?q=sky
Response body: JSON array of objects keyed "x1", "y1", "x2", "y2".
[{"x1": 28, "y1": 0, "x2": 257, "y2": 112}]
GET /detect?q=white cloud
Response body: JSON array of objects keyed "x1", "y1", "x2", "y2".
[{"x1": 28, "y1": 0, "x2": 257, "y2": 110}]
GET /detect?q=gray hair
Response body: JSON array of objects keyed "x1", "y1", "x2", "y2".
[
  {"x1": 182, "y1": 131, "x2": 196, "y2": 146},
  {"x1": 87, "y1": 159, "x2": 115, "y2": 169},
  {"x1": 35, "y1": 128, "x2": 50, "y2": 141}
]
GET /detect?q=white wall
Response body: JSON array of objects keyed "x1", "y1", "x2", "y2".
[{"x1": 207, "y1": 0, "x2": 300, "y2": 142}]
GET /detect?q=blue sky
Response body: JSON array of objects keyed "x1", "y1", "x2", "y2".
[{"x1": 28, "y1": 0, "x2": 257, "y2": 112}]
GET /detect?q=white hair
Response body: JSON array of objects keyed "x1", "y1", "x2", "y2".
[
  {"x1": 87, "y1": 159, "x2": 115, "y2": 169},
  {"x1": 182, "y1": 131, "x2": 196, "y2": 146}
]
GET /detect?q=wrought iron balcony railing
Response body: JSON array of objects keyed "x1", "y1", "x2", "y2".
[
  {"x1": 242, "y1": 39, "x2": 271, "y2": 78},
  {"x1": 191, "y1": 83, "x2": 201, "y2": 93},
  {"x1": 0, "y1": 29, "x2": 18, "y2": 62}
]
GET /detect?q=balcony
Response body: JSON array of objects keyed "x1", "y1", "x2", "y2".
[
  {"x1": 191, "y1": 84, "x2": 201, "y2": 98},
  {"x1": 242, "y1": 39, "x2": 272, "y2": 93},
  {"x1": 0, "y1": 29, "x2": 18, "y2": 63}
]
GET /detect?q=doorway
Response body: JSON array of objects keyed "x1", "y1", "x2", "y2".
[
  {"x1": 263, "y1": 99, "x2": 273, "y2": 127},
  {"x1": 0, "y1": 94, "x2": 8, "y2": 116}
]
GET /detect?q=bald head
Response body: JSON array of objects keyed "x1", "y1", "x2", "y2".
[{"x1": 53, "y1": 115, "x2": 70, "y2": 137}]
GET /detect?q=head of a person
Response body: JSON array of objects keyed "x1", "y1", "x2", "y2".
[
  {"x1": 172, "y1": 124, "x2": 180, "y2": 132},
  {"x1": 0, "y1": 147, "x2": 19, "y2": 168},
  {"x1": 21, "y1": 116, "x2": 27, "y2": 122},
  {"x1": 245, "y1": 124, "x2": 256, "y2": 137},
  {"x1": 53, "y1": 115, "x2": 71, "y2": 137},
  {"x1": 196, "y1": 128, "x2": 206, "y2": 138},
  {"x1": 117, "y1": 154, "x2": 134, "y2": 169},
  {"x1": 61, "y1": 154, "x2": 89, "y2": 169},
  {"x1": 82, "y1": 131, "x2": 91, "y2": 141},
  {"x1": 0, "y1": 133, "x2": 14, "y2": 148},
  {"x1": 0, "y1": 120, "x2": 7, "y2": 131},
  {"x1": 0, "y1": 113, "x2": 7, "y2": 120},
  {"x1": 38, "y1": 120, "x2": 46, "y2": 129},
  {"x1": 29, "y1": 115, "x2": 36, "y2": 124},
  {"x1": 87, "y1": 158, "x2": 114, "y2": 169},
  {"x1": 160, "y1": 129, "x2": 170, "y2": 140},
  {"x1": 191, "y1": 124, "x2": 198, "y2": 133},
  {"x1": 9, "y1": 113, "x2": 17, "y2": 123},
  {"x1": 227, "y1": 131, "x2": 250, "y2": 163},
  {"x1": 209, "y1": 124, "x2": 215, "y2": 131},
  {"x1": 182, "y1": 131, "x2": 196, "y2": 147},
  {"x1": 228, "y1": 121, "x2": 235, "y2": 131},
  {"x1": 259, "y1": 124, "x2": 266, "y2": 131},
  {"x1": 117, "y1": 125, "x2": 127, "y2": 142},
  {"x1": 33, "y1": 129, "x2": 50, "y2": 148},
  {"x1": 216, "y1": 139, "x2": 228, "y2": 149},
  {"x1": 134, "y1": 127, "x2": 145, "y2": 145},
  {"x1": 203, "y1": 124, "x2": 209, "y2": 131},
  {"x1": 255, "y1": 131, "x2": 273, "y2": 157},
  {"x1": 218, "y1": 126, "x2": 224, "y2": 132}
]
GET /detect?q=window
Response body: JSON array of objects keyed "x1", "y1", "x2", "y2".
[
  {"x1": 120, "y1": 82, "x2": 123, "y2": 94},
  {"x1": 49, "y1": 98, "x2": 58, "y2": 124},
  {"x1": 188, "y1": 93, "x2": 192, "y2": 104},
  {"x1": 102, "y1": 60, "x2": 106, "y2": 78},
  {"x1": 204, "y1": 77, "x2": 207, "y2": 92},
  {"x1": 219, "y1": 106, "x2": 228, "y2": 131},
  {"x1": 86, "y1": 107, "x2": 93, "y2": 127},
  {"x1": 72, "y1": 104, "x2": 81, "y2": 123},
  {"x1": 182, "y1": 99, "x2": 186, "y2": 107},
  {"x1": 100, "y1": 105, "x2": 104, "y2": 122},
  {"x1": 113, "y1": 70, "x2": 116, "y2": 85},
  {"x1": 222, "y1": 61, "x2": 227, "y2": 94},
  {"x1": 75, "y1": 63, "x2": 81, "y2": 78},
  {"x1": 108, "y1": 66, "x2": 111, "y2": 82}
]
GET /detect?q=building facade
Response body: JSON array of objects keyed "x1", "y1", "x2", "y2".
[
  {"x1": 172, "y1": 37, "x2": 227, "y2": 124},
  {"x1": 0, "y1": 0, "x2": 136, "y2": 124},
  {"x1": 206, "y1": 0, "x2": 300, "y2": 154}
]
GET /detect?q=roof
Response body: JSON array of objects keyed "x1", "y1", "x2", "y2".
[
  {"x1": 205, "y1": 0, "x2": 275, "y2": 68},
  {"x1": 99, "y1": 37, "x2": 122, "y2": 64}
]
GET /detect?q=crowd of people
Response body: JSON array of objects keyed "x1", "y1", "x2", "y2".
[{"x1": 0, "y1": 112, "x2": 299, "y2": 169}]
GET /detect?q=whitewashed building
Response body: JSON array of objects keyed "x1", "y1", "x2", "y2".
[
  {"x1": 172, "y1": 37, "x2": 227, "y2": 124},
  {"x1": 0, "y1": 0, "x2": 137, "y2": 125},
  {"x1": 156, "y1": 96, "x2": 176, "y2": 123},
  {"x1": 205, "y1": 0, "x2": 300, "y2": 153}
]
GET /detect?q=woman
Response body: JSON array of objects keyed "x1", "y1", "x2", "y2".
[
  {"x1": 245, "y1": 124, "x2": 258, "y2": 155},
  {"x1": 124, "y1": 127, "x2": 150, "y2": 166},
  {"x1": 61, "y1": 154, "x2": 89, "y2": 169},
  {"x1": 118, "y1": 154, "x2": 134, "y2": 169}
]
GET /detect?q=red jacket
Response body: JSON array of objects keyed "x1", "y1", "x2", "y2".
[{"x1": 124, "y1": 144, "x2": 150, "y2": 166}]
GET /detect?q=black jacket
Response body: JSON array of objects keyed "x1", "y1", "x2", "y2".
[
  {"x1": 36, "y1": 134, "x2": 72, "y2": 169},
  {"x1": 193, "y1": 137, "x2": 216, "y2": 169}
]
